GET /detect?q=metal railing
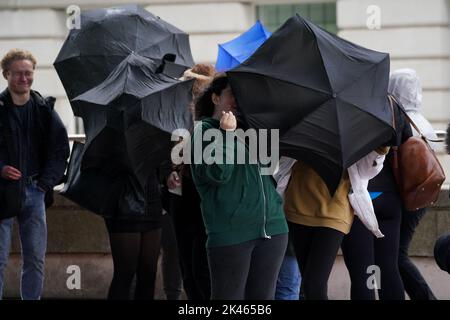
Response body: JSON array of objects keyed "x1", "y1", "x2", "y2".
[
  {"x1": 69, "y1": 130, "x2": 448, "y2": 144},
  {"x1": 68, "y1": 134, "x2": 86, "y2": 142},
  {"x1": 436, "y1": 130, "x2": 447, "y2": 141}
]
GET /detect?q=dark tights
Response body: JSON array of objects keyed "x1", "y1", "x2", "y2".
[
  {"x1": 107, "y1": 229, "x2": 162, "y2": 300},
  {"x1": 289, "y1": 223, "x2": 344, "y2": 300}
]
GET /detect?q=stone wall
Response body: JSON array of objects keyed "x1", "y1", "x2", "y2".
[{"x1": 2, "y1": 188, "x2": 450, "y2": 299}]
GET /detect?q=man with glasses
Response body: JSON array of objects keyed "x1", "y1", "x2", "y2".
[{"x1": 0, "y1": 49, "x2": 69, "y2": 299}]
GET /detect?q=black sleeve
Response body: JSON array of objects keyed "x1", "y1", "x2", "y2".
[
  {"x1": 0, "y1": 122, "x2": 8, "y2": 172},
  {"x1": 37, "y1": 110, "x2": 70, "y2": 191},
  {"x1": 399, "y1": 108, "x2": 413, "y2": 143},
  {"x1": 157, "y1": 158, "x2": 173, "y2": 185},
  {"x1": 157, "y1": 159, "x2": 173, "y2": 213},
  {"x1": 392, "y1": 103, "x2": 413, "y2": 145}
]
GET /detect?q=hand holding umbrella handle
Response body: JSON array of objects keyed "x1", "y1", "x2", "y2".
[
  {"x1": 220, "y1": 111, "x2": 237, "y2": 131},
  {"x1": 167, "y1": 171, "x2": 182, "y2": 189}
]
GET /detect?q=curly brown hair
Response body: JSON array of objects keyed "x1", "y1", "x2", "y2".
[
  {"x1": 1, "y1": 48, "x2": 37, "y2": 72},
  {"x1": 189, "y1": 63, "x2": 216, "y2": 99}
]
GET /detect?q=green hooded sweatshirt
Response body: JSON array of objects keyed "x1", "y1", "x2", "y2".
[{"x1": 190, "y1": 118, "x2": 288, "y2": 248}]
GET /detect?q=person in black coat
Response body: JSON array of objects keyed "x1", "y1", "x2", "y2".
[
  {"x1": 434, "y1": 124, "x2": 450, "y2": 277},
  {"x1": 391, "y1": 69, "x2": 437, "y2": 300},
  {"x1": 103, "y1": 161, "x2": 171, "y2": 300},
  {"x1": 341, "y1": 94, "x2": 412, "y2": 300},
  {"x1": 166, "y1": 64, "x2": 215, "y2": 300},
  {"x1": 0, "y1": 49, "x2": 70, "y2": 300}
]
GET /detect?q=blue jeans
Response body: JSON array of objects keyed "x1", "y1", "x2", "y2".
[
  {"x1": 0, "y1": 182, "x2": 47, "y2": 300},
  {"x1": 275, "y1": 254, "x2": 301, "y2": 300}
]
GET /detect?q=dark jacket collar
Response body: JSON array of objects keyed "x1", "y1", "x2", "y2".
[
  {"x1": 0, "y1": 89, "x2": 55, "y2": 109},
  {"x1": 0, "y1": 89, "x2": 11, "y2": 107}
]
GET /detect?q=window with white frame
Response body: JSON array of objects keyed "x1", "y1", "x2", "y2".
[{"x1": 257, "y1": 2, "x2": 337, "y2": 34}]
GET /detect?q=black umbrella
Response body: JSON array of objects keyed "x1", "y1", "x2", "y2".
[
  {"x1": 60, "y1": 53, "x2": 194, "y2": 216},
  {"x1": 75, "y1": 53, "x2": 193, "y2": 184},
  {"x1": 61, "y1": 141, "x2": 140, "y2": 217},
  {"x1": 54, "y1": 4, "x2": 194, "y2": 100},
  {"x1": 227, "y1": 14, "x2": 395, "y2": 194}
]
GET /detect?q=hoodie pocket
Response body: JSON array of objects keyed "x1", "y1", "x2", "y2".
[
  {"x1": 229, "y1": 185, "x2": 261, "y2": 228},
  {"x1": 229, "y1": 186, "x2": 246, "y2": 219}
]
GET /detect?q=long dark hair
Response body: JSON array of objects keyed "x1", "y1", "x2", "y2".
[{"x1": 194, "y1": 73, "x2": 229, "y2": 120}]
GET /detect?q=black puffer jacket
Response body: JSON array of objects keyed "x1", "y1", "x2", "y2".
[{"x1": 0, "y1": 89, "x2": 70, "y2": 219}]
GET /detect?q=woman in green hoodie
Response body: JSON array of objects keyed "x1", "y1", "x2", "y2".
[{"x1": 190, "y1": 74, "x2": 288, "y2": 300}]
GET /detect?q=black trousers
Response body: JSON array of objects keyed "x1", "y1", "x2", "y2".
[
  {"x1": 170, "y1": 178, "x2": 211, "y2": 300},
  {"x1": 341, "y1": 192, "x2": 405, "y2": 300},
  {"x1": 160, "y1": 212, "x2": 183, "y2": 300},
  {"x1": 399, "y1": 208, "x2": 436, "y2": 300},
  {"x1": 289, "y1": 222, "x2": 344, "y2": 300},
  {"x1": 207, "y1": 234, "x2": 288, "y2": 300}
]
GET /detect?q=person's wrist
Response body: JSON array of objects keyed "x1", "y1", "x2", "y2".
[{"x1": 220, "y1": 125, "x2": 235, "y2": 131}]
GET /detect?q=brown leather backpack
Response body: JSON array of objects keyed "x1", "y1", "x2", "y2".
[{"x1": 389, "y1": 95, "x2": 445, "y2": 211}]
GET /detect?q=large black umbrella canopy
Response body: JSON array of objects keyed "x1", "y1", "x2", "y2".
[
  {"x1": 61, "y1": 141, "x2": 147, "y2": 218},
  {"x1": 54, "y1": 4, "x2": 194, "y2": 100},
  {"x1": 227, "y1": 14, "x2": 395, "y2": 194},
  {"x1": 61, "y1": 54, "x2": 194, "y2": 215},
  {"x1": 71, "y1": 53, "x2": 194, "y2": 188}
]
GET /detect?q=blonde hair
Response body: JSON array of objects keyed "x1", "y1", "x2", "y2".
[{"x1": 1, "y1": 49, "x2": 37, "y2": 72}]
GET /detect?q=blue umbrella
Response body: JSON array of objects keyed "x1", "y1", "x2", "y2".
[{"x1": 215, "y1": 20, "x2": 271, "y2": 72}]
